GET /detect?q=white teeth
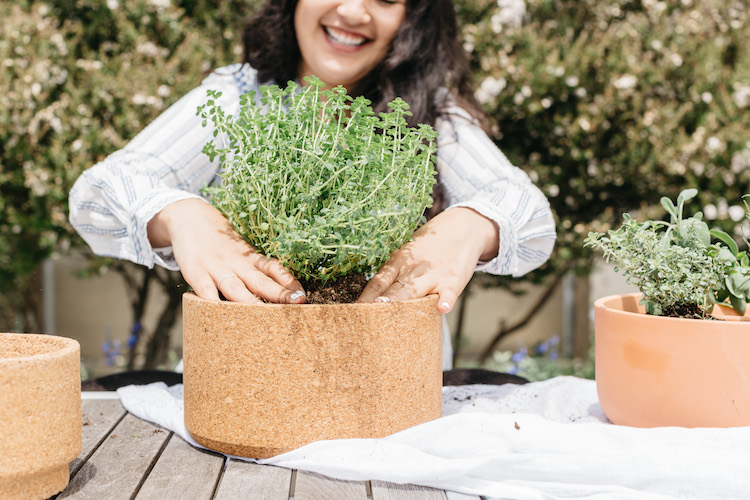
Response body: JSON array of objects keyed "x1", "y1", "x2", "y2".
[{"x1": 325, "y1": 27, "x2": 367, "y2": 47}]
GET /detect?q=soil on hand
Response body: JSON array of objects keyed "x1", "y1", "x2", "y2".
[{"x1": 301, "y1": 273, "x2": 368, "y2": 304}]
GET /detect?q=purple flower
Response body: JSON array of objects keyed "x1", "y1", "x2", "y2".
[{"x1": 511, "y1": 347, "x2": 528, "y2": 364}]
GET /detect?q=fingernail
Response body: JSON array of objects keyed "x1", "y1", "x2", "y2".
[
  {"x1": 289, "y1": 290, "x2": 305, "y2": 301},
  {"x1": 375, "y1": 296, "x2": 390, "y2": 303},
  {"x1": 440, "y1": 302, "x2": 450, "y2": 311}
]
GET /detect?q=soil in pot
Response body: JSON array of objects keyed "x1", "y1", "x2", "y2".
[{"x1": 300, "y1": 273, "x2": 368, "y2": 304}]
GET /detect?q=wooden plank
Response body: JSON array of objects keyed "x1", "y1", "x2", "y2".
[
  {"x1": 70, "y1": 399, "x2": 127, "y2": 476},
  {"x1": 59, "y1": 413, "x2": 170, "y2": 500},
  {"x1": 294, "y1": 470, "x2": 368, "y2": 499},
  {"x1": 135, "y1": 434, "x2": 224, "y2": 499},
  {"x1": 371, "y1": 481, "x2": 447, "y2": 499},
  {"x1": 214, "y1": 460, "x2": 291, "y2": 500},
  {"x1": 445, "y1": 491, "x2": 482, "y2": 500}
]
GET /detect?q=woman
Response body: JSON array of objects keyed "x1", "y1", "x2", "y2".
[{"x1": 69, "y1": 0, "x2": 555, "y2": 317}]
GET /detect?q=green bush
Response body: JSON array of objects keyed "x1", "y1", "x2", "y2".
[
  {"x1": 456, "y1": 0, "x2": 750, "y2": 277},
  {"x1": 201, "y1": 80, "x2": 437, "y2": 283},
  {"x1": 0, "y1": 0, "x2": 257, "y2": 327}
]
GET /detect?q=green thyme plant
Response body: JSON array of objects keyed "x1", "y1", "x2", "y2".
[
  {"x1": 585, "y1": 189, "x2": 750, "y2": 318},
  {"x1": 198, "y1": 77, "x2": 437, "y2": 283}
]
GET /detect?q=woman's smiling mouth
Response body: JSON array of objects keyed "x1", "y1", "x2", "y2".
[{"x1": 324, "y1": 26, "x2": 369, "y2": 47}]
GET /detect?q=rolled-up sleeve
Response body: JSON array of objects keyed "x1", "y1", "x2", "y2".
[
  {"x1": 69, "y1": 66, "x2": 249, "y2": 269},
  {"x1": 435, "y1": 110, "x2": 556, "y2": 277}
]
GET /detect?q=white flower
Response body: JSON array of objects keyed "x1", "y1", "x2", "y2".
[
  {"x1": 703, "y1": 204, "x2": 717, "y2": 220},
  {"x1": 136, "y1": 41, "x2": 160, "y2": 58},
  {"x1": 701, "y1": 92, "x2": 713, "y2": 104},
  {"x1": 612, "y1": 74, "x2": 637, "y2": 90},
  {"x1": 732, "y1": 85, "x2": 750, "y2": 108},
  {"x1": 670, "y1": 53, "x2": 683, "y2": 67},
  {"x1": 474, "y1": 76, "x2": 507, "y2": 104},
  {"x1": 705, "y1": 136, "x2": 723, "y2": 154},
  {"x1": 729, "y1": 205, "x2": 746, "y2": 222},
  {"x1": 148, "y1": 0, "x2": 170, "y2": 9},
  {"x1": 565, "y1": 75, "x2": 579, "y2": 87},
  {"x1": 731, "y1": 150, "x2": 749, "y2": 173},
  {"x1": 107, "y1": 0, "x2": 119, "y2": 9},
  {"x1": 541, "y1": 97, "x2": 552, "y2": 109},
  {"x1": 495, "y1": 0, "x2": 526, "y2": 29}
]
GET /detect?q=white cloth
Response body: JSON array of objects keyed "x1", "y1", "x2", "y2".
[{"x1": 116, "y1": 376, "x2": 750, "y2": 499}]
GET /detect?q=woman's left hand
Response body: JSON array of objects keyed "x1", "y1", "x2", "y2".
[{"x1": 357, "y1": 207, "x2": 499, "y2": 313}]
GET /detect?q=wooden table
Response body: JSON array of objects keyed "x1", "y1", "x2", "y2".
[{"x1": 56, "y1": 394, "x2": 480, "y2": 500}]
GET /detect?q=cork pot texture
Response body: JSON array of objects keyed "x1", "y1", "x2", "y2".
[
  {"x1": 0, "y1": 333, "x2": 82, "y2": 500},
  {"x1": 183, "y1": 293, "x2": 442, "y2": 458},
  {"x1": 595, "y1": 293, "x2": 750, "y2": 428}
]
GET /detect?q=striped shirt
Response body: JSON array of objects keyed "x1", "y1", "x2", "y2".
[{"x1": 69, "y1": 64, "x2": 556, "y2": 277}]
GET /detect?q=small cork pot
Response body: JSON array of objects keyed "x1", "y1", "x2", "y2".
[
  {"x1": 0, "y1": 333, "x2": 81, "y2": 500},
  {"x1": 183, "y1": 293, "x2": 442, "y2": 458},
  {"x1": 595, "y1": 293, "x2": 750, "y2": 428}
]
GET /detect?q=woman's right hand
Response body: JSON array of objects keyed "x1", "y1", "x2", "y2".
[{"x1": 147, "y1": 199, "x2": 306, "y2": 304}]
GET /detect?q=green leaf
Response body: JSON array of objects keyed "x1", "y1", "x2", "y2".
[
  {"x1": 660, "y1": 196, "x2": 678, "y2": 222},
  {"x1": 711, "y1": 229, "x2": 739, "y2": 256},
  {"x1": 676, "y1": 188, "x2": 698, "y2": 205},
  {"x1": 730, "y1": 294, "x2": 747, "y2": 315}
]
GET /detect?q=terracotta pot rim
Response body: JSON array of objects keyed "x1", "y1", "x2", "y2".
[
  {"x1": 0, "y1": 333, "x2": 80, "y2": 365},
  {"x1": 183, "y1": 291, "x2": 438, "y2": 309},
  {"x1": 594, "y1": 292, "x2": 750, "y2": 325}
]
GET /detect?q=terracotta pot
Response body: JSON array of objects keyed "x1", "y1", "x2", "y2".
[
  {"x1": 0, "y1": 333, "x2": 82, "y2": 500},
  {"x1": 182, "y1": 293, "x2": 442, "y2": 458},
  {"x1": 594, "y1": 293, "x2": 750, "y2": 427}
]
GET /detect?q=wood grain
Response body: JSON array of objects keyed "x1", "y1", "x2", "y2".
[
  {"x1": 293, "y1": 470, "x2": 368, "y2": 499},
  {"x1": 70, "y1": 399, "x2": 127, "y2": 477},
  {"x1": 60, "y1": 413, "x2": 170, "y2": 500},
  {"x1": 371, "y1": 481, "x2": 448, "y2": 499},
  {"x1": 135, "y1": 434, "x2": 224, "y2": 499},
  {"x1": 214, "y1": 460, "x2": 292, "y2": 500}
]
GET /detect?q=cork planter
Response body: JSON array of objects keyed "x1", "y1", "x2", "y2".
[
  {"x1": 0, "y1": 333, "x2": 82, "y2": 500},
  {"x1": 183, "y1": 292, "x2": 442, "y2": 458},
  {"x1": 594, "y1": 293, "x2": 750, "y2": 428}
]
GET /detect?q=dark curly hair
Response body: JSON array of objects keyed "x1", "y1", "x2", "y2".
[{"x1": 241, "y1": 0, "x2": 483, "y2": 129}]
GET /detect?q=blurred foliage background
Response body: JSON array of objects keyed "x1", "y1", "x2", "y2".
[{"x1": 1, "y1": 0, "x2": 748, "y2": 371}]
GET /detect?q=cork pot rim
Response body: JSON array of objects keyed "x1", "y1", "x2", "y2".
[
  {"x1": 0, "y1": 333, "x2": 80, "y2": 366},
  {"x1": 183, "y1": 291, "x2": 438, "y2": 310}
]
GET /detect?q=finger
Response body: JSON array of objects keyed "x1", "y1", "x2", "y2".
[
  {"x1": 377, "y1": 275, "x2": 434, "y2": 304},
  {"x1": 436, "y1": 287, "x2": 459, "y2": 313},
  {"x1": 252, "y1": 254, "x2": 305, "y2": 294},
  {"x1": 184, "y1": 270, "x2": 220, "y2": 301},
  {"x1": 217, "y1": 273, "x2": 263, "y2": 304},
  {"x1": 357, "y1": 268, "x2": 398, "y2": 303},
  {"x1": 237, "y1": 268, "x2": 306, "y2": 304}
]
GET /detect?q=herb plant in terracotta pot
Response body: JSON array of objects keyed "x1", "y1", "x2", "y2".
[
  {"x1": 0, "y1": 333, "x2": 81, "y2": 500},
  {"x1": 182, "y1": 78, "x2": 443, "y2": 458},
  {"x1": 585, "y1": 189, "x2": 750, "y2": 428}
]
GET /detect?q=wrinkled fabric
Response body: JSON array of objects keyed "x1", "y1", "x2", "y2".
[{"x1": 117, "y1": 376, "x2": 750, "y2": 499}]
